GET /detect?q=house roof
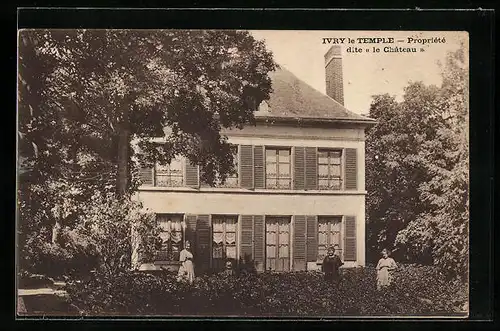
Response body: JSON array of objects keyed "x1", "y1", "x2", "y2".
[{"x1": 255, "y1": 66, "x2": 375, "y2": 125}]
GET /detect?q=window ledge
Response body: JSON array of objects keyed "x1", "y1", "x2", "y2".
[{"x1": 138, "y1": 186, "x2": 367, "y2": 195}]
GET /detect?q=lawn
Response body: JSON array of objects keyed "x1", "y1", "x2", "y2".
[{"x1": 64, "y1": 263, "x2": 468, "y2": 317}]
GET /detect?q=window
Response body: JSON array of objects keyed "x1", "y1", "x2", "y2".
[
  {"x1": 212, "y1": 216, "x2": 238, "y2": 270},
  {"x1": 155, "y1": 158, "x2": 183, "y2": 187},
  {"x1": 266, "y1": 148, "x2": 291, "y2": 189},
  {"x1": 156, "y1": 214, "x2": 184, "y2": 261},
  {"x1": 266, "y1": 217, "x2": 291, "y2": 271},
  {"x1": 318, "y1": 216, "x2": 342, "y2": 261},
  {"x1": 217, "y1": 146, "x2": 239, "y2": 188},
  {"x1": 318, "y1": 150, "x2": 342, "y2": 190}
]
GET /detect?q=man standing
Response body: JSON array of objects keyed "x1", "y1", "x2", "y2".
[{"x1": 321, "y1": 245, "x2": 344, "y2": 285}]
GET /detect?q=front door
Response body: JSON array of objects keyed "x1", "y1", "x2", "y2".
[{"x1": 265, "y1": 217, "x2": 291, "y2": 271}]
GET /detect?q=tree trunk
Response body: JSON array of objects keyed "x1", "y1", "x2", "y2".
[
  {"x1": 116, "y1": 128, "x2": 130, "y2": 198},
  {"x1": 116, "y1": 104, "x2": 130, "y2": 198}
]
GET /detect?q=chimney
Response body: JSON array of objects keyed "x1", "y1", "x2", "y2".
[{"x1": 324, "y1": 45, "x2": 344, "y2": 105}]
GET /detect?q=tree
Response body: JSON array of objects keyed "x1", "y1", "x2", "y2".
[
  {"x1": 17, "y1": 29, "x2": 276, "y2": 274},
  {"x1": 366, "y1": 45, "x2": 469, "y2": 278},
  {"x1": 396, "y1": 46, "x2": 469, "y2": 278}
]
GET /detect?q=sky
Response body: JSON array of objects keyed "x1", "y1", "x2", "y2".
[{"x1": 250, "y1": 30, "x2": 468, "y2": 115}]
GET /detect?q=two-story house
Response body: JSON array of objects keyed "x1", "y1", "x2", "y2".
[{"x1": 133, "y1": 45, "x2": 375, "y2": 273}]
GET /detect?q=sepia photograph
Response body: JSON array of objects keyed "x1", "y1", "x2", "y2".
[{"x1": 17, "y1": 28, "x2": 469, "y2": 318}]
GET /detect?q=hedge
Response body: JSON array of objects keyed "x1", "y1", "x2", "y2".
[{"x1": 65, "y1": 264, "x2": 467, "y2": 317}]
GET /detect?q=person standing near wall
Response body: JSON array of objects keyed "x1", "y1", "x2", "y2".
[{"x1": 322, "y1": 245, "x2": 344, "y2": 285}]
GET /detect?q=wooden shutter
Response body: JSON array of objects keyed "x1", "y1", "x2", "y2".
[
  {"x1": 240, "y1": 215, "x2": 254, "y2": 261},
  {"x1": 196, "y1": 215, "x2": 211, "y2": 273},
  {"x1": 185, "y1": 215, "x2": 197, "y2": 249},
  {"x1": 185, "y1": 161, "x2": 199, "y2": 188},
  {"x1": 345, "y1": 148, "x2": 358, "y2": 190},
  {"x1": 305, "y1": 147, "x2": 318, "y2": 190},
  {"x1": 344, "y1": 216, "x2": 357, "y2": 261},
  {"x1": 293, "y1": 215, "x2": 307, "y2": 270},
  {"x1": 306, "y1": 215, "x2": 318, "y2": 262},
  {"x1": 139, "y1": 167, "x2": 154, "y2": 186},
  {"x1": 293, "y1": 147, "x2": 305, "y2": 190},
  {"x1": 253, "y1": 215, "x2": 265, "y2": 272},
  {"x1": 253, "y1": 146, "x2": 265, "y2": 189},
  {"x1": 240, "y1": 145, "x2": 254, "y2": 189}
]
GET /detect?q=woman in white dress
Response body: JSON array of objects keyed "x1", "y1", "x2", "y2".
[
  {"x1": 178, "y1": 240, "x2": 195, "y2": 284},
  {"x1": 376, "y1": 248, "x2": 397, "y2": 290}
]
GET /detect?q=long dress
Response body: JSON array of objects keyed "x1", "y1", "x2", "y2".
[
  {"x1": 178, "y1": 248, "x2": 195, "y2": 283},
  {"x1": 376, "y1": 257, "x2": 397, "y2": 290}
]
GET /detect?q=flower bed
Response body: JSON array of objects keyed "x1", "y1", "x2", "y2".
[{"x1": 65, "y1": 264, "x2": 467, "y2": 317}]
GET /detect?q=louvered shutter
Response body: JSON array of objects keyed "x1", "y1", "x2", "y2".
[
  {"x1": 139, "y1": 167, "x2": 154, "y2": 186},
  {"x1": 344, "y1": 148, "x2": 358, "y2": 190},
  {"x1": 293, "y1": 147, "x2": 305, "y2": 190},
  {"x1": 253, "y1": 215, "x2": 265, "y2": 271},
  {"x1": 185, "y1": 161, "x2": 199, "y2": 188},
  {"x1": 196, "y1": 215, "x2": 211, "y2": 273},
  {"x1": 344, "y1": 216, "x2": 357, "y2": 261},
  {"x1": 254, "y1": 146, "x2": 265, "y2": 189},
  {"x1": 240, "y1": 145, "x2": 254, "y2": 189},
  {"x1": 185, "y1": 215, "x2": 197, "y2": 250},
  {"x1": 241, "y1": 215, "x2": 254, "y2": 262},
  {"x1": 305, "y1": 147, "x2": 318, "y2": 190},
  {"x1": 306, "y1": 215, "x2": 318, "y2": 262},
  {"x1": 293, "y1": 215, "x2": 307, "y2": 270}
]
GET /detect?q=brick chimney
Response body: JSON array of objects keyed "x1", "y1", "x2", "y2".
[{"x1": 324, "y1": 45, "x2": 344, "y2": 105}]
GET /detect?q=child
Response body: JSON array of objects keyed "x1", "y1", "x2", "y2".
[
  {"x1": 322, "y1": 245, "x2": 344, "y2": 285},
  {"x1": 376, "y1": 248, "x2": 397, "y2": 290}
]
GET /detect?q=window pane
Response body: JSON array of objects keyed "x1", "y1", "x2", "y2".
[
  {"x1": 330, "y1": 165, "x2": 341, "y2": 177},
  {"x1": 266, "y1": 179, "x2": 277, "y2": 189},
  {"x1": 318, "y1": 165, "x2": 329, "y2": 177},
  {"x1": 318, "y1": 152, "x2": 329, "y2": 164},
  {"x1": 279, "y1": 163, "x2": 290, "y2": 176},
  {"x1": 318, "y1": 179, "x2": 330, "y2": 189},
  {"x1": 330, "y1": 178, "x2": 342, "y2": 190},
  {"x1": 278, "y1": 149, "x2": 290, "y2": 159},
  {"x1": 278, "y1": 178, "x2": 291, "y2": 189},
  {"x1": 266, "y1": 163, "x2": 277, "y2": 176},
  {"x1": 266, "y1": 149, "x2": 276, "y2": 163},
  {"x1": 170, "y1": 158, "x2": 182, "y2": 170},
  {"x1": 279, "y1": 245, "x2": 289, "y2": 257},
  {"x1": 226, "y1": 245, "x2": 236, "y2": 259},
  {"x1": 330, "y1": 152, "x2": 342, "y2": 165}
]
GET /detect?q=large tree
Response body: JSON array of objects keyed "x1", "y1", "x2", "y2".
[
  {"x1": 366, "y1": 46, "x2": 469, "y2": 278},
  {"x1": 17, "y1": 29, "x2": 276, "y2": 270}
]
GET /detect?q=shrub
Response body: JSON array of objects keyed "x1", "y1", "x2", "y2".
[{"x1": 66, "y1": 264, "x2": 467, "y2": 317}]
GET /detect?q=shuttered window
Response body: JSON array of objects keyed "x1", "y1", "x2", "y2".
[
  {"x1": 212, "y1": 215, "x2": 238, "y2": 270},
  {"x1": 155, "y1": 159, "x2": 184, "y2": 187},
  {"x1": 139, "y1": 167, "x2": 154, "y2": 186},
  {"x1": 196, "y1": 215, "x2": 211, "y2": 272},
  {"x1": 293, "y1": 215, "x2": 307, "y2": 270},
  {"x1": 155, "y1": 214, "x2": 185, "y2": 261},
  {"x1": 305, "y1": 147, "x2": 318, "y2": 190},
  {"x1": 344, "y1": 216, "x2": 357, "y2": 261},
  {"x1": 318, "y1": 150, "x2": 342, "y2": 190},
  {"x1": 265, "y1": 148, "x2": 291, "y2": 189},
  {"x1": 185, "y1": 161, "x2": 199, "y2": 188},
  {"x1": 265, "y1": 217, "x2": 291, "y2": 271},
  {"x1": 239, "y1": 215, "x2": 265, "y2": 272},
  {"x1": 344, "y1": 148, "x2": 358, "y2": 190},
  {"x1": 293, "y1": 147, "x2": 306, "y2": 190},
  {"x1": 240, "y1": 145, "x2": 254, "y2": 189},
  {"x1": 318, "y1": 216, "x2": 342, "y2": 261},
  {"x1": 306, "y1": 215, "x2": 319, "y2": 262}
]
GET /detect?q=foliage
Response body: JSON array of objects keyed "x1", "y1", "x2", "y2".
[
  {"x1": 66, "y1": 265, "x2": 467, "y2": 316},
  {"x1": 365, "y1": 46, "x2": 469, "y2": 278},
  {"x1": 19, "y1": 193, "x2": 158, "y2": 278},
  {"x1": 18, "y1": 29, "x2": 276, "y2": 276}
]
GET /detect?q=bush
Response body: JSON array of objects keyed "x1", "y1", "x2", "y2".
[{"x1": 66, "y1": 264, "x2": 467, "y2": 317}]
